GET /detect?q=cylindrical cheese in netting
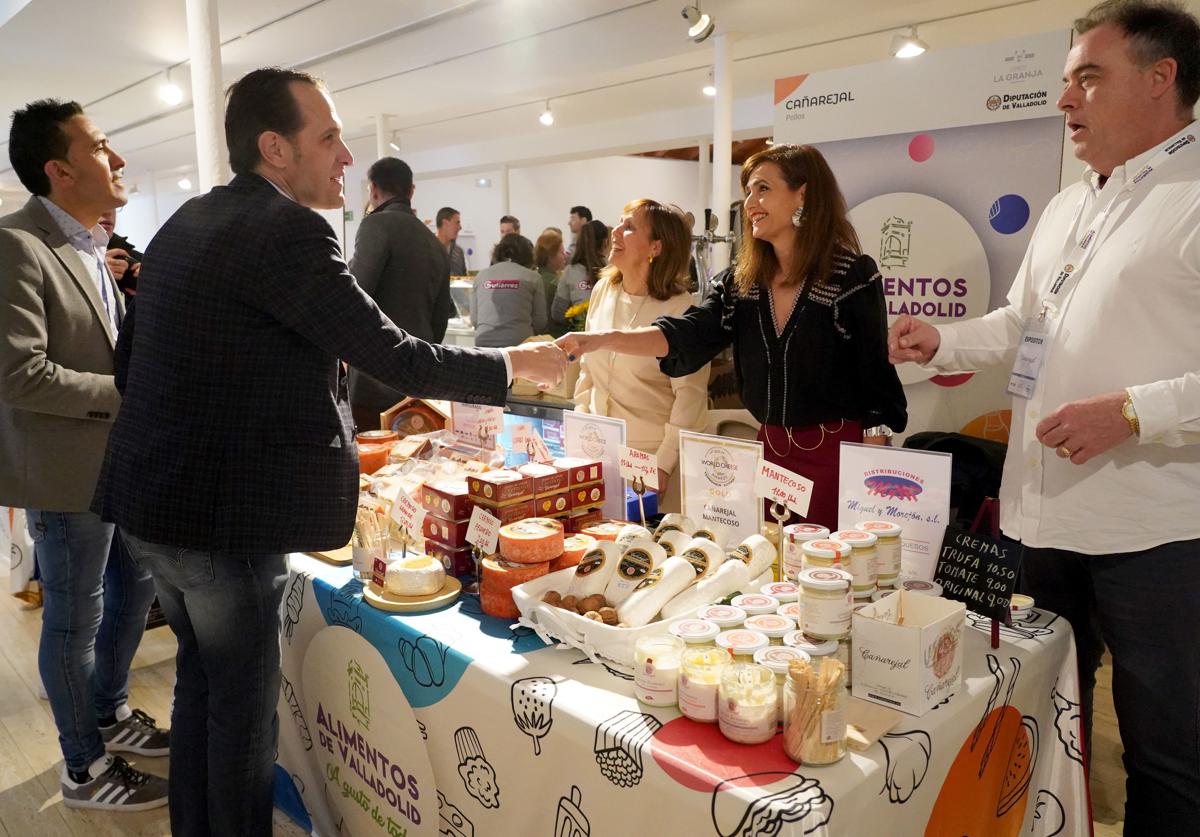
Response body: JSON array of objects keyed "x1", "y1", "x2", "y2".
[
  {"x1": 498, "y1": 517, "x2": 564, "y2": 564},
  {"x1": 729, "y1": 534, "x2": 776, "y2": 580},
  {"x1": 656, "y1": 529, "x2": 692, "y2": 559},
  {"x1": 676, "y1": 537, "x2": 726, "y2": 582},
  {"x1": 653, "y1": 514, "x2": 695, "y2": 540},
  {"x1": 617, "y1": 557, "x2": 695, "y2": 627},
  {"x1": 605, "y1": 538, "x2": 668, "y2": 606},
  {"x1": 549, "y1": 533, "x2": 596, "y2": 573},
  {"x1": 481, "y1": 558, "x2": 548, "y2": 619},
  {"x1": 660, "y1": 558, "x2": 751, "y2": 620},
  {"x1": 615, "y1": 524, "x2": 654, "y2": 548},
  {"x1": 568, "y1": 541, "x2": 623, "y2": 598}
]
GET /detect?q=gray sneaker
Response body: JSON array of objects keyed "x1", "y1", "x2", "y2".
[
  {"x1": 61, "y1": 755, "x2": 168, "y2": 812},
  {"x1": 100, "y1": 708, "x2": 169, "y2": 757}
]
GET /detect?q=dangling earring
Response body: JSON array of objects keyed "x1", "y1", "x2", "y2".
[
  {"x1": 791, "y1": 205, "x2": 805, "y2": 228},
  {"x1": 648, "y1": 255, "x2": 655, "y2": 264}
]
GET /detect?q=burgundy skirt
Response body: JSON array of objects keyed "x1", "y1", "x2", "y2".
[{"x1": 757, "y1": 420, "x2": 863, "y2": 531}]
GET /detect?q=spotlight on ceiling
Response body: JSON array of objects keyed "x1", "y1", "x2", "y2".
[
  {"x1": 702, "y1": 68, "x2": 716, "y2": 97},
  {"x1": 475, "y1": 177, "x2": 492, "y2": 188},
  {"x1": 538, "y1": 101, "x2": 554, "y2": 127},
  {"x1": 389, "y1": 141, "x2": 400, "y2": 152},
  {"x1": 177, "y1": 177, "x2": 193, "y2": 191},
  {"x1": 681, "y1": 4, "x2": 715, "y2": 43},
  {"x1": 158, "y1": 69, "x2": 184, "y2": 106},
  {"x1": 890, "y1": 26, "x2": 928, "y2": 59}
]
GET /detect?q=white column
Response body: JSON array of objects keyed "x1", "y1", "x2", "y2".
[
  {"x1": 500, "y1": 163, "x2": 510, "y2": 216},
  {"x1": 185, "y1": 0, "x2": 226, "y2": 191},
  {"x1": 710, "y1": 33, "x2": 734, "y2": 271},
  {"x1": 697, "y1": 141, "x2": 711, "y2": 218},
  {"x1": 375, "y1": 113, "x2": 389, "y2": 162},
  {"x1": 149, "y1": 171, "x2": 160, "y2": 229}
]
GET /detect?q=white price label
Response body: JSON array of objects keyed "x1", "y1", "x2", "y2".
[
  {"x1": 389, "y1": 486, "x2": 427, "y2": 533},
  {"x1": 465, "y1": 505, "x2": 501, "y2": 554},
  {"x1": 618, "y1": 445, "x2": 659, "y2": 489},
  {"x1": 755, "y1": 461, "x2": 813, "y2": 517},
  {"x1": 510, "y1": 423, "x2": 554, "y2": 462},
  {"x1": 451, "y1": 403, "x2": 504, "y2": 449}
]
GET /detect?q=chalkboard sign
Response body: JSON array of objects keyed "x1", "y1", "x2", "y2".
[{"x1": 933, "y1": 526, "x2": 1023, "y2": 623}]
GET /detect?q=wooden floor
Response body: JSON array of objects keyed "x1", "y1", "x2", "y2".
[{"x1": 0, "y1": 565, "x2": 1126, "y2": 836}]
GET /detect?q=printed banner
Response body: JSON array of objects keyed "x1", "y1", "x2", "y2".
[
  {"x1": 679, "y1": 431, "x2": 764, "y2": 548},
  {"x1": 563, "y1": 412, "x2": 627, "y2": 520},
  {"x1": 837, "y1": 443, "x2": 952, "y2": 581}
]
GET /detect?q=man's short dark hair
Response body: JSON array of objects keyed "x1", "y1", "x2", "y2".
[
  {"x1": 436, "y1": 207, "x2": 460, "y2": 228},
  {"x1": 499, "y1": 214, "x2": 520, "y2": 231},
  {"x1": 225, "y1": 67, "x2": 325, "y2": 177},
  {"x1": 492, "y1": 233, "x2": 534, "y2": 268},
  {"x1": 570, "y1": 205, "x2": 593, "y2": 221},
  {"x1": 8, "y1": 99, "x2": 84, "y2": 196},
  {"x1": 1076, "y1": 0, "x2": 1200, "y2": 110},
  {"x1": 367, "y1": 157, "x2": 413, "y2": 198}
]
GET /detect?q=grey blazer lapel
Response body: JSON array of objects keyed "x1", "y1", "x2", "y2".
[{"x1": 26, "y1": 198, "x2": 117, "y2": 349}]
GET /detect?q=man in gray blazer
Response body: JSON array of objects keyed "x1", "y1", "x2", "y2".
[
  {"x1": 0, "y1": 100, "x2": 167, "y2": 810},
  {"x1": 348, "y1": 157, "x2": 457, "y2": 429}
]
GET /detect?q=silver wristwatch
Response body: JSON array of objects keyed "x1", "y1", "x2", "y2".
[{"x1": 863, "y1": 425, "x2": 894, "y2": 439}]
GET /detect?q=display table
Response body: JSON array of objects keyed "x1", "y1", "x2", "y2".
[{"x1": 275, "y1": 554, "x2": 1088, "y2": 837}]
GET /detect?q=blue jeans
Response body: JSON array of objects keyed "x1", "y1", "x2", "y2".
[
  {"x1": 121, "y1": 531, "x2": 288, "y2": 837},
  {"x1": 1021, "y1": 539, "x2": 1200, "y2": 836},
  {"x1": 28, "y1": 510, "x2": 156, "y2": 773}
]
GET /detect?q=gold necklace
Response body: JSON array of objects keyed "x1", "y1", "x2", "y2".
[{"x1": 763, "y1": 420, "x2": 847, "y2": 457}]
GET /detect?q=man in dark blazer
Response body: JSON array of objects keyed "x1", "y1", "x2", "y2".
[
  {"x1": 348, "y1": 156, "x2": 456, "y2": 429},
  {"x1": 93, "y1": 68, "x2": 565, "y2": 837},
  {"x1": 1, "y1": 99, "x2": 168, "y2": 812}
]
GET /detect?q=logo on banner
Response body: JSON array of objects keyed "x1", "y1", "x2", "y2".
[
  {"x1": 994, "y1": 47, "x2": 1043, "y2": 83},
  {"x1": 986, "y1": 95, "x2": 1002, "y2": 111},
  {"x1": 348, "y1": 660, "x2": 370, "y2": 729},
  {"x1": 701, "y1": 447, "x2": 737, "y2": 487},
  {"x1": 986, "y1": 91, "x2": 1049, "y2": 112},
  {"x1": 879, "y1": 217, "x2": 913, "y2": 269},
  {"x1": 580, "y1": 422, "x2": 606, "y2": 458},
  {"x1": 863, "y1": 468, "x2": 925, "y2": 501}
]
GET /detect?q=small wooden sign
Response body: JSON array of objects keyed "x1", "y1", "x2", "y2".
[{"x1": 933, "y1": 526, "x2": 1023, "y2": 623}]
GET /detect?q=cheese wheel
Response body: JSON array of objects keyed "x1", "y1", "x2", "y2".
[
  {"x1": 498, "y1": 517, "x2": 565, "y2": 564},
  {"x1": 480, "y1": 558, "x2": 548, "y2": 619},
  {"x1": 660, "y1": 558, "x2": 751, "y2": 620},
  {"x1": 677, "y1": 537, "x2": 727, "y2": 582},
  {"x1": 549, "y1": 534, "x2": 596, "y2": 573},
  {"x1": 581, "y1": 521, "x2": 624, "y2": 541},
  {"x1": 604, "y1": 538, "x2": 668, "y2": 607},
  {"x1": 568, "y1": 541, "x2": 622, "y2": 598},
  {"x1": 617, "y1": 556, "x2": 695, "y2": 627},
  {"x1": 384, "y1": 555, "x2": 446, "y2": 596},
  {"x1": 729, "y1": 534, "x2": 776, "y2": 579}
]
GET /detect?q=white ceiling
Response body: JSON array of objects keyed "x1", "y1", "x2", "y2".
[{"x1": 0, "y1": 0, "x2": 1168, "y2": 196}]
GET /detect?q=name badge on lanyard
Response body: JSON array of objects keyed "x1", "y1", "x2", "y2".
[{"x1": 1007, "y1": 313, "x2": 1051, "y2": 399}]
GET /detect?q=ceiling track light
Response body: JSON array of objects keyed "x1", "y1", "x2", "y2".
[
  {"x1": 890, "y1": 26, "x2": 928, "y2": 59},
  {"x1": 538, "y1": 101, "x2": 554, "y2": 127},
  {"x1": 681, "y1": 4, "x2": 715, "y2": 43},
  {"x1": 177, "y1": 176, "x2": 193, "y2": 191},
  {"x1": 389, "y1": 131, "x2": 401, "y2": 153},
  {"x1": 702, "y1": 68, "x2": 716, "y2": 97},
  {"x1": 158, "y1": 68, "x2": 184, "y2": 106}
]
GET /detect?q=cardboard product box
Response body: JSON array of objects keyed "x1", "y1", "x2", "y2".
[
  {"x1": 380, "y1": 397, "x2": 450, "y2": 437},
  {"x1": 468, "y1": 470, "x2": 534, "y2": 505},
  {"x1": 420, "y1": 480, "x2": 473, "y2": 521},
  {"x1": 517, "y1": 462, "x2": 568, "y2": 496},
  {"x1": 552, "y1": 457, "x2": 604, "y2": 487},
  {"x1": 421, "y1": 514, "x2": 470, "y2": 549},
  {"x1": 424, "y1": 539, "x2": 475, "y2": 578},
  {"x1": 470, "y1": 497, "x2": 537, "y2": 526},
  {"x1": 851, "y1": 590, "x2": 965, "y2": 716},
  {"x1": 532, "y1": 490, "x2": 571, "y2": 517},
  {"x1": 569, "y1": 481, "x2": 606, "y2": 511},
  {"x1": 566, "y1": 507, "x2": 604, "y2": 533}
]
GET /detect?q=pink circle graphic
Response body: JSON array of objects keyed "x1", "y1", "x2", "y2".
[
  {"x1": 931, "y1": 372, "x2": 975, "y2": 388},
  {"x1": 908, "y1": 134, "x2": 935, "y2": 162},
  {"x1": 649, "y1": 717, "x2": 794, "y2": 793}
]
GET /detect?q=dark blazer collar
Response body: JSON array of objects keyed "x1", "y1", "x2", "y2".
[{"x1": 370, "y1": 196, "x2": 413, "y2": 215}]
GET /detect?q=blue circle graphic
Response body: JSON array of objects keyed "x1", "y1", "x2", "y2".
[{"x1": 988, "y1": 194, "x2": 1030, "y2": 235}]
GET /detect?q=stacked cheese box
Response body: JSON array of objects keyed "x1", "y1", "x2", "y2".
[{"x1": 480, "y1": 518, "x2": 598, "y2": 619}]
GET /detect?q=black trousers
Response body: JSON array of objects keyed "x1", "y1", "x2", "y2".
[{"x1": 1020, "y1": 539, "x2": 1200, "y2": 836}]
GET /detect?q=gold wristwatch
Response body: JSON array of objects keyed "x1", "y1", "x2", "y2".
[{"x1": 1121, "y1": 390, "x2": 1140, "y2": 439}]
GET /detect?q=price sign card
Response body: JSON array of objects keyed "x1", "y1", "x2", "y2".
[
  {"x1": 389, "y1": 486, "x2": 427, "y2": 534},
  {"x1": 451, "y1": 402, "x2": 504, "y2": 449},
  {"x1": 933, "y1": 526, "x2": 1024, "y2": 623},
  {"x1": 754, "y1": 461, "x2": 813, "y2": 517},
  {"x1": 618, "y1": 446, "x2": 659, "y2": 489},
  {"x1": 465, "y1": 505, "x2": 501, "y2": 555},
  {"x1": 512, "y1": 422, "x2": 554, "y2": 463}
]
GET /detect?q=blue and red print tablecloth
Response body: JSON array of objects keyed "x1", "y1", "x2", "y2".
[{"x1": 275, "y1": 554, "x2": 1087, "y2": 837}]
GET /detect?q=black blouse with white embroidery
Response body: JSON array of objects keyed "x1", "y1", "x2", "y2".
[{"x1": 654, "y1": 252, "x2": 907, "y2": 430}]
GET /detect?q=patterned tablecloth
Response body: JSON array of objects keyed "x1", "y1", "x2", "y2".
[{"x1": 275, "y1": 553, "x2": 1088, "y2": 837}]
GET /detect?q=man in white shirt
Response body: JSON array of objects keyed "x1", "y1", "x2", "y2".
[{"x1": 889, "y1": 2, "x2": 1200, "y2": 830}]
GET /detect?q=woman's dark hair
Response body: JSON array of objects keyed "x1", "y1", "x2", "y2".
[
  {"x1": 225, "y1": 67, "x2": 325, "y2": 177},
  {"x1": 570, "y1": 219, "x2": 609, "y2": 288},
  {"x1": 734, "y1": 144, "x2": 860, "y2": 296},
  {"x1": 491, "y1": 233, "x2": 534, "y2": 268},
  {"x1": 8, "y1": 99, "x2": 83, "y2": 196}
]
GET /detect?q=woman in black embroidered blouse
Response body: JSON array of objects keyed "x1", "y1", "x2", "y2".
[{"x1": 558, "y1": 144, "x2": 906, "y2": 528}]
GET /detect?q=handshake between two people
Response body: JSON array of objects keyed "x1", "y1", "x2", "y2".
[{"x1": 507, "y1": 331, "x2": 617, "y2": 390}]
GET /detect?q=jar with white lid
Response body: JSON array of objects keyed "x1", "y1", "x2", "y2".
[
  {"x1": 696, "y1": 604, "x2": 747, "y2": 629},
  {"x1": 1010, "y1": 593, "x2": 1035, "y2": 619},
  {"x1": 798, "y1": 567, "x2": 853, "y2": 640},
  {"x1": 744, "y1": 613, "x2": 796, "y2": 645},
  {"x1": 801, "y1": 538, "x2": 851, "y2": 571},
  {"x1": 783, "y1": 631, "x2": 847, "y2": 671},
  {"x1": 833, "y1": 529, "x2": 878, "y2": 597},
  {"x1": 633, "y1": 635, "x2": 684, "y2": 707},
  {"x1": 714, "y1": 629, "x2": 770, "y2": 663},
  {"x1": 783, "y1": 524, "x2": 829, "y2": 581},
  {"x1": 669, "y1": 618, "x2": 721, "y2": 647},
  {"x1": 678, "y1": 646, "x2": 731, "y2": 723},
  {"x1": 754, "y1": 646, "x2": 811, "y2": 725},
  {"x1": 901, "y1": 579, "x2": 943, "y2": 597},
  {"x1": 760, "y1": 581, "x2": 799, "y2": 603},
  {"x1": 856, "y1": 521, "x2": 902, "y2": 587},
  {"x1": 777, "y1": 601, "x2": 803, "y2": 622},
  {"x1": 730, "y1": 593, "x2": 780, "y2": 616},
  {"x1": 718, "y1": 663, "x2": 778, "y2": 745}
]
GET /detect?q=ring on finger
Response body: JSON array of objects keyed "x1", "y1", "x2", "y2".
[{"x1": 1057, "y1": 445, "x2": 1073, "y2": 458}]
